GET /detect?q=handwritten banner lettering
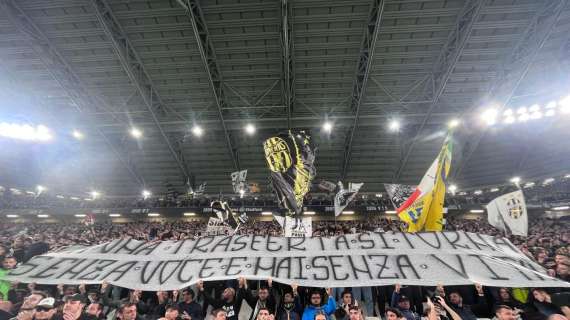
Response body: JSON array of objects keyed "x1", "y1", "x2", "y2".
[{"x1": 6, "y1": 232, "x2": 569, "y2": 290}]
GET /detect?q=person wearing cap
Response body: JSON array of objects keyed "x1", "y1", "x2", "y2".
[
  {"x1": 33, "y1": 298, "x2": 57, "y2": 320},
  {"x1": 390, "y1": 285, "x2": 419, "y2": 320},
  {"x1": 9, "y1": 291, "x2": 48, "y2": 320},
  {"x1": 178, "y1": 288, "x2": 202, "y2": 320},
  {"x1": 62, "y1": 294, "x2": 86, "y2": 320}
]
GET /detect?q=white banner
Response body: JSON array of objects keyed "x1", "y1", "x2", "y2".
[
  {"x1": 274, "y1": 216, "x2": 312, "y2": 237},
  {"x1": 6, "y1": 232, "x2": 568, "y2": 291}
]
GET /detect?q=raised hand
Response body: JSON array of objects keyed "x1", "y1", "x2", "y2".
[
  {"x1": 267, "y1": 277, "x2": 273, "y2": 288},
  {"x1": 196, "y1": 280, "x2": 204, "y2": 292},
  {"x1": 291, "y1": 283, "x2": 298, "y2": 294},
  {"x1": 474, "y1": 283, "x2": 484, "y2": 295},
  {"x1": 394, "y1": 283, "x2": 401, "y2": 293},
  {"x1": 79, "y1": 283, "x2": 86, "y2": 294},
  {"x1": 326, "y1": 288, "x2": 333, "y2": 297},
  {"x1": 100, "y1": 281, "x2": 109, "y2": 293}
]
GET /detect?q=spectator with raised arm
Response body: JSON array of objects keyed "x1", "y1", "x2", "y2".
[
  {"x1": 391, "y1": 284, "x2": 419, "y2": 320},
  {"x1": 276, "y1": 284, "x2": 302, "y2": 320},
  {"x1": 446, "y1": 283, "x2": 489, "y2": 320},
  {"x1": 243, "y1": 278, "x2": 276, "y2": 320},
  {"x1": 301, "y1": 289, "x2": 335, "y2": 320},
  {"x1": 197, "y1": 278, "x2": 245, "y2": 320}
]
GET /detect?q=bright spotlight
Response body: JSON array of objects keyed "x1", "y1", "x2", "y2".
[
  {"x1": 0, "y1": 123, "x2": 53, "y2": 142},
  {"x1": 323, "y1": 121, "x2": 333, "y2": 133},
  {"x1": 517, "y1": 107, "x2": 527, "y2": 114},
  {"x1": 480, "y1": 108, "x2": 498, "y2": 126},
  {"x1": 530, "y1": 112, "x2": 542, "y2": 120},
  {"x1": 448, "y1": 119, "x2": 460, "y2": 129},
  {"x1": 36, "y1": 185, "x2": 46, "y2": 193},
  {"x1": 239, "y1": 189, "x2": 245, "y2": 198},
  {"x1": 503, "y1": 109, "x2": 513, "y2": 116},
  {"x1": 191, "y1": 125, "x2": 203, "y2": 137},
  {"x1": 389, "y1": 120, "x2": 400, "y2": 131},
  {"x1": 244, "y1": 123, "x2": 256, "y2": 135},
  {"x1": 510, "y1": 176, "x2": 521, "y2": 185},
  {"x1": 490, "y1": 187, "x2": 500, "y2": 192},
  {"x1": 545, "y1": 109, "x2": 556, "y2": 117},
  {"x1": 473, "y1": 190, "x2": 483, "y2": 195},
  {"x1": 559, "y1": 96, "x2": 570, "y2": 114},
  {"x1": 518, "y1": 113, "x2": 529, "y2": 122},
  {"x1": 142, "y1": 189, "x2": 152, "y2": 199},
  {"x1": 545, "y1": 101, "x2": 557, "y2": 109},
  {"x1": 543, "y1": 177, "x2": 555, "y2": 185},
  {"x1": 72, "y1": 130, "x2": 84, "y2": 140},
  {"x1": 90, "y1": 191, "x2": 100, "y2": 199},
  {"x1": 130, "y1": 127, "x2": 142, "y2": 139},
  {"x1": 529, "y1": 104, "x2": 540, "y2": 112},
  {"x1": 504, "y1": 116, "x2": 515, "y2": 124},
  {"x1": 448, "y1": 184, "x2": 457, "y2": 195}
]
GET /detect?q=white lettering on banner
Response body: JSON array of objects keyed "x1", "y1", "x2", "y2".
[{"x1": 6, "y1": 232, "x2": 569, "y2": 290}]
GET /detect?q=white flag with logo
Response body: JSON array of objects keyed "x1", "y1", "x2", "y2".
[
  {"x1": 274, "y1": 215, "x2": 312, "y2": 237},
  {"x1": 334, "y1": 182, "x2": 364, "y2": 217},
  {"x1": 485, "y1": 190, "x2": 527, "y2": 236},
  {"x1": 231, "y1": 170, "x2": 248, "y2": 193}
]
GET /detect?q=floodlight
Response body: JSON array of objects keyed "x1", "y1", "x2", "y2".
[
  {"x1": 245, "y1": 123, "x2": 256, "y2": 135},
  {"x1": 481, "y1": 109, "x2": 498, "y2": 126},
  {"x1": 389, "y1": 120, "x2": 400, "y2": 131},
  {"x1": 510, "y1": 177, "x2": 521, "y2": 185},
  {"x1": 0, "y1": 123, "x2": 53, "y2": 141},
  {"x1": 323, "y1": 121, "x2": 333, "y2": 133},
  {"x1": 192, "y1": 125, "x2": 203, "y2": 137},
  {"x1": 90, "y1": 191, "x2": 100, "y2": 199},
  {"x1": 448, "y1": 119, "x2": 460, "y2": 128},
  {"x1": 142, "y1": 190, "x2": 151, "y2": 199},
  {"x1": 130, "y1": 127, "x2": 142, "y2": 139},
  {"x1": 72, "y1": 130, "x2": 84, "y2": 140}
]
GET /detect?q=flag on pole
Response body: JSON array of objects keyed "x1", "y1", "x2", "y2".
[
  {"x1": 397, "y1": 135, "x2": 452, "y2": 232},
  {"x1": 384, "y1": 184, "x2": 416, "y2": 210},
  {"x1": 485, "y1": 190, "x2": 528, "y2": 236},
  {"x1": 274, "y1": 215, "x2": 312, "y2": 237},
  {"x1": 334, "y1": 182, "x2": 364, "y2": 217},
  {"x1": 194, "y1": 182, "x2": 206, "y2": 196},
  {"x1": 231, "y1": 170, "x2": 248, "y2": 193}
]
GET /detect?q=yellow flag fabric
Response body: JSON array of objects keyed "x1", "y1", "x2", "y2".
[{"x1": 398, "y1": 134, "x2": 452, "y2": 232}]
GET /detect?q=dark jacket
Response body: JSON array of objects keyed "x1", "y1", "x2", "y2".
[
  {"x1": 201, "y1": 289, "x2": 244, "y2": 320},
  {"x1": 244, "y1": 287, "x2": 277, "y2": 320},
  {"x1": 178, "y1": 301, "x2": 203, "y2": 320},
  {"x1": 276, "y1": 295, "x2": 303, "y2": 320},
  {"x1": 390, "y1": 291, "x2": 419, "y2": 320},
  {"x1": 449, "y1": 295, "x2": 488, "y2": 320}
]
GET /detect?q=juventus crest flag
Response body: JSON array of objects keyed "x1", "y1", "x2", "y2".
[
  {"x1": 231, "y1": 170, "x2": 248, "y2": 194},
  {"x1": 334, "y1": 182, "x2": 364, "y2": 217}
]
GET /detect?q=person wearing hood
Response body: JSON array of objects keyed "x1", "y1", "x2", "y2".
[
  {"x1": 301, "y1": 288, "x2": 335, "y2": 320},
  {"x1": 391, "y1": 285, "x2": 419, "y2": 320},
  {"x1": 197, "y1": 278, "x2": 245, "y2": 320},
  {"x1": 276, "y1": 284, "x2": 302, "y2": 320}
]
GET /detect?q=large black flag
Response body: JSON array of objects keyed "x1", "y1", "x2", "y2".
[{"x1": 263, "y1": 130, "x2": 316, "y2": 216}]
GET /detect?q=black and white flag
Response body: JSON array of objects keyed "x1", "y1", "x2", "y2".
[
  {"x1": 334, "y1": 182, "x2": 363, "y2": 217},
  {"x1": 384, "y1": 183, "x2": 416, "y2": 210},
  {"x1": 195, "y1": 182, "x2": 206, "y2": 196},
  {"x1": 231, "y1": 170, "x2": 248, "y2": 194}
]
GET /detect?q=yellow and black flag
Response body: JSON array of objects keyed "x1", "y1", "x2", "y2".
[{"x1": 263, "y1": 130, "x2": 316, "y2": 216}]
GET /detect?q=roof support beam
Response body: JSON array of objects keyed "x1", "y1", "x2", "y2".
[
  {"x1": 280, "y1": 0, "x2": 295, "y2": 129},
  {"x1": 393, "y1": 0, "x2": 485, "y2": 180},
  {"x1": 91, "y1": 0, "x2": 192, "y2": 184},
  {"x1": 176, "y1": 0, "x2": 240, "y2": 171},
  {"x1": 0, "y1": 0, "x2": 145, "y2": 188},
  {"x1": 453, "y1": 0, "x2": 567, "y2": 180},
  {"x1": 340, "y1": 0, "x2": 385, "y2": 181}
]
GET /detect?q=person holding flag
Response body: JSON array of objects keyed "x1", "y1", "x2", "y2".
[{"x1": 397, "y1": 134, "x2": 452, "y2": 232}]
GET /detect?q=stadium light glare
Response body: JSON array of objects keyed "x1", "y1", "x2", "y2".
[
  {"x1": 0, "y1": 122, "x2": 53, "y2": 142},
  {"x1": 447, "y1": 119, "x2": 460, "y2": 129},
  {"x1": 72, "y1": 130, "x2": 84, "y2": 140},
  {"x1": 524, "y1": 182, "x2": 535, "y2": 188},
  {"x1": 183, "y1": 212, "x2": 196, "y2": 216},
  {"x1": 545, "y1": 109, "x2": 556, "y2": 117},
  {"x1": 565, "y1": 174, "x2": 570, "y2": 179},
  {"x1": 191, "y1": 125, "x2": 203, "y2": 137},
  {"x1": 56, "y1": 195, "x2": 65, "y2": 199},
  {"x1": 481, "y1": 108, "x2": 498, "y2": 126},
  {"x1": 518, "y1": 113, "x2": 529, "y2": 122},
  {"x1": 543, "y1": 178, "x2": 555, "y2": 185},
  {"x1": 529, "y1": 104, "x2": 540, "y2": 112},
  {"x1": 517, "y1": 107, "x2": 528, "y2": 114},
  {"x1": 342, "y1": 211, "x2": 355, "y2": 215},
  {"x1": 385, "y1": 210, "x2": 397, "y2": 214},
  {"x1": 109, "y1": 214, "x2": 121, "y2": 217},
  {"x1": 37, "y1": 214, "x2": 49, "y2": 218},
  {"x1": 303, "y1": 211, "x2": 316, "y2": 215},
  {"x1": 148, "y1": 213, "x2": 160, "y2": 217},
  {"x1": 261, "y1": 211, "x2": 273, "y2": 216},
  {"x1": 530, "y1": 112, "x2": 542, "y2": 120},
  {"x1": 504, "y1": 116, "x2": 516, "y2": 124},
  {"x1": 70, "y1": 196, "x2": 80, "y2": 200},
  {"x1": 375, "y1": 193, "x2": 383, "y2": 198},
  {"x1": 244, "y1": 123, "x2": 256, "y2": 135},
  {"x1": 503, "y1": 109, "x2": 513, "y2": 116},
  {"x1": 553, "y1": 206, "x2": 569, "y2": 211},
  {"x1": 90, "y1": 191, "x2": 100, "y2": 199},
  {"x1": 129, "y1": 127, "x2": 143, "y2": 139},
  {"x1": 36, "y1": 185, "x2": 46, "y2": 193},
  {"x1": 389, "y1": 120, "x2": 400, "y2": 131},
  {"x1": 448, "y1": 184, "x2": 457, "y2": 194},
  {"x1": 74, "y1": 214, "x2": 86, "y2": 218},
  {"x1": 510, "y1": 177, "x2": 521, "y2": 185},
  {"x1": 473, "y1": 190, "x2": 483, "y2": 195},
  {"x1": 490, "y1": 187, "x2": 500, "y2": 192},
  {"x1": 560, "y1": 96, "x2": 570, "y2": 114},
  {"x1": 142, "y1": 189, "x2": 151, "y2": 199},
  {"x1": 7, "y1": 214, "x2": 18, "y2": 218},
  {"x1": 322, "y1": 121, "x2": 333, "y2": 133},
  {"x1": 470, "y1": 209, "x2": 485, "y2": 213},
  {"x1": 545, "y1": 101, "x2": 557, "y2": 109}
]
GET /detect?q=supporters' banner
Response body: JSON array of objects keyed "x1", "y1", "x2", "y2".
[
  {"x1": 274, "y1": 216, "x2": 312, "y2": 237},
  {"x1": 334, "y1": 182, "x2": 364, "y2": 217},
  {"x1": 195, "y1": 182, "x2": 206, "y2": 196},
  {"x1": 206, "y1": 217, "x2": 232, "y2": 236},
  {"x1": 398, "y1": 135, "x2": 452, "y2": 232},
  {"x1": 231, "y1": 170, "x2": 248, "y2": 194},
  {"x1": 384, "y1": 184, "x2": 416, "y2": 210},
  {"x1": 210, "y1": 201, "x2": 247, "y2": 232},
  {"x1": 263, "y1": 130, "x2": 316, "y2": 216},
  {"x1": 486, "y1": 191, "x2": 528, "y2": 236},
  {"x1": 314, "y1": 180, "x2": 337, "y2": 193},
  {"x1": 7, "y1": 232, "x2": 568, "y2": 290},
  {"x1": 83, "y1": 213, "x2": 95, "y2": 226}
]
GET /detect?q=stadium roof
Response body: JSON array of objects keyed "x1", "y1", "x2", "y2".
[{"x1": 1, "y1": 0, "x2": 570, "y2": 196}]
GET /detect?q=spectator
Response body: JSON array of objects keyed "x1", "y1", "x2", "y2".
[
  {"x1": 347, "y1": 306, "x2": 362, "y2": 320},
  {"x1": 158, "y1": 304, "x2": 179, "y2": 320},
  {"x1": 197, "y1": 279, "x2": 244, "y2": 320},
  {"x1": 385, "y1": 307, "x2": 403, "y2": 320},
  {"x1": 301, "y1": 289, "x2": 335, "y2": 320},
  {"x1": 276, "y1": 285, "x2": 302, "y2": 320},
  {"x1": 244, "y1": 278, "x2": 276, "y2": 320},
  {"x1": 211, "y1": 309, "x2": 227, "y2": 320},
  {"x1": 256, "y1": 307, "x2": 271, "y2": 320},
  {"x1": 391, "y1": 285, "x2": 419, "y2": 320},
  {"x1": 178, "y1": 288, "x2": 202, "y2": 320},
  {"x1": 0, "y1": 257, "x2": 17, "y2": 301},
  {"x1": 494, "y1": 288, "x2": 524, "y2": 311},
  {"x1": 446, "y1": 284, "x2": 488, "y2": 320},
  {"x1": 335, "y1": 290, "x2": 361, "y2": 320},
  {"x1": 62, "y1": 294, "x2": 85, "y2": 320},
  {"x1": 84, "y1": 303, "x2": 103, "y2": 320},
  {"x1": 531, "y1": 289, "x2": 568, "y2": 318},
  {"x1": 10, "y1": 291, "x2": 48, "y2": 320},
  {"x1": 117, "y1": 303, "x2": 139, "y2": 320},
  {"x1": 33, "y1": 298, "x2": 56, "y2": 320},
  {"x1": 493, "y1": 305, "x2": 516, "y2": 320}
]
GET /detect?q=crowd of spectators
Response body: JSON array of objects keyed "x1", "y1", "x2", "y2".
[{"x1": 0, "y1": 216, "x2": 568, "y2": 320}]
